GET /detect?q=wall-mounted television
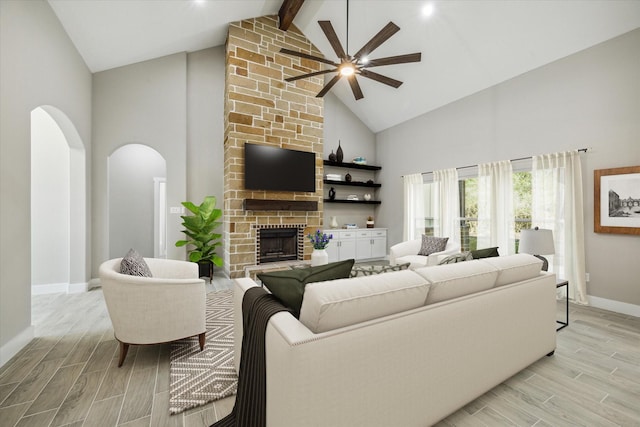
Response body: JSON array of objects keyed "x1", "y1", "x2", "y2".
[{"x1": 244, "y1": 143, "x2": 316, "y2": 192}]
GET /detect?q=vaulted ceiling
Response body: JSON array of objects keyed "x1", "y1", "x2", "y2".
[{"x1": 48, "y1": 0, "x2": 640, "y2": 132}]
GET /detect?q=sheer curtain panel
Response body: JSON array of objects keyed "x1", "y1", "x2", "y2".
[
  {"x1": 477, "y1": 161, "x2": 515, "y2": 255},
  {"x1": 433, "y1": 168, "x2": 460, "y2": 243},
  {"x1": 403, "y1": 173, "x2": 425, "y2": 241},
  {"x1": 532, "y1": 151, "x2": 587, "y2": 304}
]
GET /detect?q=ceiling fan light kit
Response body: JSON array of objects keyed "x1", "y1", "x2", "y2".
[{"x1": 280, "y1": 1, "x2": 421, "y2": 100}]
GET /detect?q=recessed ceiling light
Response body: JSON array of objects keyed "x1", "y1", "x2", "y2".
[{"x1": 422, "y1": 3, "x2": 435, "y2": 18}]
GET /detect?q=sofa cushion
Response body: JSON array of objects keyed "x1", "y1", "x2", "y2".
[
  {"x1": 257, "y1": 259, "x2": 355, "y2": 318},
  {"x1": 120, "y1": 248, "x2": 152, "y2": 277},
  {"x1": 299, "y1": 270, "x2": 430, "y2": 333},
  {"x1": 414, "y1": 261, "x2": 498, "y2": 305},
  {"x1": 470, "y1": 246, "x2": 500, "y2": 259},
  {"x1": 480, "y1": 254, "x2": 543, "y2": 287},
  {"x1": 438, "y1": 251, "x2": 473, "y2": 265},
  {"x1": 418, "y1": 235, "x2": 449, "y2": 256}
]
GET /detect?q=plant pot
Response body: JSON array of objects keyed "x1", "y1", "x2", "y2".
[
  {"x1": 198, "y1": 260, "x2": 213, "y2": 282},
  {"x1": 311, "y1": 249, "x2": 329, "y2": 266}
]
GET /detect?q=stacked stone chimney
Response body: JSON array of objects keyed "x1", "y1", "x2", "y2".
[{"x1": 223, "y1": 16, "x2": 325, "y2": 278}]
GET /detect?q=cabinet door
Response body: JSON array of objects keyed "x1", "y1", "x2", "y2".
[
  {"x1": 339, "y1": 231, "x2": 356, "y2": 260},
  {"x1": 326, "y1": 242, "x2": 340, "y2": 263},
  {"x1": 356, "y1": 238, "x2": 372, "y2": 260},
  {"x1": 371, "y1": 237, "x2": 387, "y2": 259},
  {"x1": 340, "y1": 238, "x2": 357, "y2": 260}
]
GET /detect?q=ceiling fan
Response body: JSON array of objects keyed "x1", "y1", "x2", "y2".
[{"x1": 279, "y1": 1, "x2": 421, "y2": 100}]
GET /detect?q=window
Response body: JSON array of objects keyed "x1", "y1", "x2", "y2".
[{"x1": 422, "y1": 166, "x2": 532, "y2": 252}]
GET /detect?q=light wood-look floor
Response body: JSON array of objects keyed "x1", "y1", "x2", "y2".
[{"x1": 1, "y1": 277, "x2": 639, "y2": 427}]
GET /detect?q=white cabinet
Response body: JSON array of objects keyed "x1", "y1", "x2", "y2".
[
  {"x1": 355, "y1": 229, "x2": 387, "y2": 260},
  {"x1": 325, "y1": 230, "x2": 356, "y2": 263},
  {"x1": 325, "y1": 228, "x2": 386, "y2": 262}
]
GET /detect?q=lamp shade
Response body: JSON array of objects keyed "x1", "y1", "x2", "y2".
[{"x1": 518, "y1": 228, "x2": 555, "y2": 256}]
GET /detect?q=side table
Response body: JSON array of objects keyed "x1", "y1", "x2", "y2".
[{"x1": 556, "y1": 280, "x2": 569, "y2": 331}]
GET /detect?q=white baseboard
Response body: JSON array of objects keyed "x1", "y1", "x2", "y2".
[
  {"x1": 31, "y1": 282, "x2": 69, "y2": 295},
  {"x1": 588, "y1": 295, "x2": 640, "y2": 318},
  {"x1": 0, "y1": 325, "x2": 34, "y2": 368},
  {"x1": 68, "y1": 282, "x2": 88, "y2": 293},
  {"x1": 32, "y1": 282, "x2": 89, "y2": 295}
]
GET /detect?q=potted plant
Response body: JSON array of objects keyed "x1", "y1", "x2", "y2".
[
  {"x1": 308, "y1": 229, "x2": 333, "y2": 266},
  {"x1": 175, "y1": 196, "x2": 223, "y2": 280}
]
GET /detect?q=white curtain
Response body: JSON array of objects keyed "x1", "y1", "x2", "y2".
[
  {"x1": 477, "y1": 161, "x2": 515, "y2": 255},
  {"x1": 532, "y1": 151, "x2": 587, "y2": 304},
  {"x1": 433, "y1": 168, "x2": 460, "y2": 243},
  {"x1": 403, "y1": 173, "x2": 425, "y2": 241}
]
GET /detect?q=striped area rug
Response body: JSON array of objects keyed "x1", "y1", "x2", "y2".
[{"x1": 169, "y1": 290, "x2": 237, "y2": 414}]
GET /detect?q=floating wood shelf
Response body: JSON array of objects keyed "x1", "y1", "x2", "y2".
[
  {"x1": 323, "y1": 179, "x2": 381, "y2": 188},
  {"x1": 324, "y1": 199, "x2": 381, "y2": 205},
  {"x1": 244, "y1": 199, "x2": 318, "y2": 211},
  {"x1": 323, "y1": 160, "x2": 381, "y2": 171}
]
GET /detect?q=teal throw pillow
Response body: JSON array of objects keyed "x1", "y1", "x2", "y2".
[
  {"x1": 257, "y1": 259, "x2": 355, "y2": 318},
  {"x1": 470, "y1": 247, "x2": 500, "y2": 259}
]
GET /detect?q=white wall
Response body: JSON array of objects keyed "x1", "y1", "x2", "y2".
[
  {"x1": 377, "y1": 29, "x2": 640, "y2": 307},
  {"x1": 0, "y1": 0, "x2": 92, "y2": 365},
  {"x1": 187, "y1": 47, "x2": 225, "y2": 207},
  {"x1": 323, "y1": 93, "x2": 377, "y2": 228},
  {"x1": 108, "y1": 144, "x2": 166, "y2": 258},
  {"x1": 31, "y1": 108, "x2": 70, "y2": 286},
  {"x1": 92, "y1": 53, "x2": 188, "y2": 274}
]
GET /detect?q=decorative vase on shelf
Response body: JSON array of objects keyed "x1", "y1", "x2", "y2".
[
  {"x1": 336, "y1": 141, "x2": 344, "y2": 163},
  {"x1": 328, "y1": 150, "x2": 337, "y2": 162},
  {"x1": 345, "y1": 172, "x2": 352, "y2": 182},
  {"x1": 330, "y1": 216, "x2": 339, "y2": 228},
  {"x1": 311, "y1": 249, "x2": 329, "y2": 266},
  {"x1": 328, "y1": 187, "x2": 336, "y2": 200},
  {"x1": 363, "y1": 193, "x2": 372, "y2": 201}
]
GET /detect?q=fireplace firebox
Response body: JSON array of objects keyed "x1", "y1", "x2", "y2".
[{"x1": 257, "y1": 228, "x2": 298, "y2": 264}]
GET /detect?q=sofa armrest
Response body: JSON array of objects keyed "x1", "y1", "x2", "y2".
[{"x1": 389, "y1": 239, "x2": 421, "y2": 264}]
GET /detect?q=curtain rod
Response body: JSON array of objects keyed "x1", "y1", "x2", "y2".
[{"x1": 410, "y1": 148, "x2": 589, "y2": 177}]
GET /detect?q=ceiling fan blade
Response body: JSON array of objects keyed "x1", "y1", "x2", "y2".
[
  {"x1": 359, "y1": 69, "x2": 403, "y2": 88},
  {"x1": 279, "y1": 48, "x2": 338, "y2": 67},
  {"x1": 364, "y1": 52, "x2": 421, "y2": 68},
  {"x1": 347, "y1": 75, "x2": 364, "y2": 100},
  {"x1": 318, "y1": 21, "x2": 347, "y2": 60},
  {"x1": 285, "y1": 69, "x2": 336, "y2": 82},
  {"x1": 317, "y1": 74, "x2": 342, "y2": 98},
  {"x1": 353, "y1": 21, "x2": 400, "y2": 59}
]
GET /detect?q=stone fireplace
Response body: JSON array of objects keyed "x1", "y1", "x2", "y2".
[{"x1": 223, "y1": 16, "x2": 325, "y2": 278}]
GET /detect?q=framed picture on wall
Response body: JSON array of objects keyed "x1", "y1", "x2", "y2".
[{"x1": 594, "y1": 165, "x2": 640, "y2": 235}]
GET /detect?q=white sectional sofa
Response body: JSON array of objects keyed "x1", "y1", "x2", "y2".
[{"x1": 233, "y1": 254, "x2": 557, "y2": 427}]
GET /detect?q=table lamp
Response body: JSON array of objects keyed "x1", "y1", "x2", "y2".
[{"x1": 518, "y1": 227, "x2": 555, "y2": 271}]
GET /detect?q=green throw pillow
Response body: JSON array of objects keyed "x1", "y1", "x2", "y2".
[
  {"x1": 257, "y1": 259, "x2": 355, "y2": 318},
  {"x1": 470, "y1": 247, "x2": 500, "y2": 259},
  {"x1": 350, "y1": 262, "x2": 411, "y2": 277}
]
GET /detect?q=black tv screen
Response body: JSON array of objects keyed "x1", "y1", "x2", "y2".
[{"x1": 244, "y1": 143, "x2": 316, "y2": 192}]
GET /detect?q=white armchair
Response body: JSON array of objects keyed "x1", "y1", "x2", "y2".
[
  {"x1": 99, "y1": 257, "x2": 206, "y2": 367},
  {"x1": 390, "y1": 238, "x2": 461, "y2": 269}
]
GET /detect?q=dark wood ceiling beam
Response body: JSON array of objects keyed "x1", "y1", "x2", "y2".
[{"x1": 278, "y1": 0, "x2": 305, "y2": 31}]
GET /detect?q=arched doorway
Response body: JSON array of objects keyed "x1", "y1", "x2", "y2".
[
  {"x1": 108, "y1": 144, "x2": 167, "y2": 259},
  {"x1": 30, "y1": 106, "x2": 87, "y2": 295}
]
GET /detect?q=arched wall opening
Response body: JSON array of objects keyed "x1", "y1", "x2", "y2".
[
  {"x1": 108, "y1": 144, "x2": 167, "y2": 259},
  {"x1": 30, "y1": 106, "x2": 87, "y2": 295}
]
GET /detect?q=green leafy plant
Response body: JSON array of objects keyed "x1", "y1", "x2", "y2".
[{"x1": 175, "y1": 196, "x2": 223, "y2": 267}]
